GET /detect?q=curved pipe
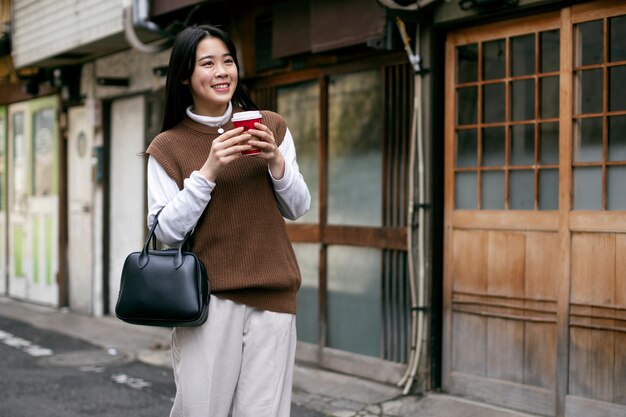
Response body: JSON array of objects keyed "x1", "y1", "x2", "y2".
[
  {"x1": 122, "y1": 0, "x2": 173, "y2": 54},
  {"x1": 377, "y1": 0, "x2": 438, "y2": 11}
]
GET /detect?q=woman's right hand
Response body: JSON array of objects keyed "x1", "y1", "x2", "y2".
[{"x1": 199, "y1": 127, "x2": 251, "y2": 182}]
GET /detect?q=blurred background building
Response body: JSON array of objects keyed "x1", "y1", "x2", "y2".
[{"x1": 0, "y1": 1, "x2": 625, "y2": 416}]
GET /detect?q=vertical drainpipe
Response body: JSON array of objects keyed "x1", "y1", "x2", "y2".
[{"x1": 377, "y1": 0, "x2": 439, "y2": 395}]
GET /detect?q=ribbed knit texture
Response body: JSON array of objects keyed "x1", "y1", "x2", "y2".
[{"x1": 146, "y1": 109, "x2": 301, "y2": 314}]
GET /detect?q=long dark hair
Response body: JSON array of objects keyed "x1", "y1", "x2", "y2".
[{"x1": 160, "y1": 25, "x2": 258, "y2": 132}]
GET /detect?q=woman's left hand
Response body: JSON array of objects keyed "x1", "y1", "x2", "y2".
[{"x1": 248, "y1": 122, "x2": 285, "y2": 180}]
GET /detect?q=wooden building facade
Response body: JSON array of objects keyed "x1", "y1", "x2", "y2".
[{"x1": 2, "y1": 0, "x2": 626, "y2": 416}]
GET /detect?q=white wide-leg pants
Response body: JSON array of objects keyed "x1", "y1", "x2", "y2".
[{"x1": 169, "y1": 295, "x2": 297, "y2": 417}]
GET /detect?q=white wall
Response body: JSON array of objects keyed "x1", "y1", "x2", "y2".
[{"x1": 12, "y1": 0, "x2": 123, "y2": 68}]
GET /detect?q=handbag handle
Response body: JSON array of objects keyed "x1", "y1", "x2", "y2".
[{"x1": 138, "y1": 208, "x2": 193, "y2": 270}]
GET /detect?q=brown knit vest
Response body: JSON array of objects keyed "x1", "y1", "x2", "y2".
[{"x1": 146, "y1": 109, "x2": 301, "y2": 314}]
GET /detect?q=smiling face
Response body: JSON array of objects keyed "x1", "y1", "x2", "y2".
[{"x1": 185, "y1": 36, "x2": 238, "y2": 117}]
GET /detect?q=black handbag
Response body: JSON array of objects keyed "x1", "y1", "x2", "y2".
[{"x1": 115, "y1": 209, "x2": 209, "y2": 327}]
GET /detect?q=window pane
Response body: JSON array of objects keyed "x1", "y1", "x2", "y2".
[
  {"x1": 328, "y1": 71, "x2": 382, "y2": 226},
  {"x1": 327, "y1": 246, "x2": 381, "y2": 357},
  {"x1": 607, "y1": 166, "x2": 626, "y2": 210},
  {"x1": 511, "y1": 124, "x2": 535, "y2": 165},
  {"x1": 456, "y1": 129, "x2": 477, "y2": 168},
  {"x1": 539, "y1": 122, "x2": 559, "y2": 165},
  {"x1": 32, "y1": 108, "x2": 56, "y2": 197},
  {"x1": 457, "y1": 87, "x2": 478, "y2": 125},
  {"x1": 482, "y1": 171, "x2": 505, "y2": 209},
  {"x1": 609, "y1": 65, "x2": 626, "y2": 111},
  {"x1": 483, "y1": 39, "x2": 506, "y2": 80},
  {"x1": 455, "y1": 172, "x2": 477, "y2": 209},
  {"x1": 539, "y1": 169, "x2": 559, "y2": 210},
  {"x1": 577, "y1": 69, "x2": 603, "y2": 114},
  {"x1": 457, "y1": 44, "x2": 478, "y2": 83},
  {"x1": 540, "y1": 76, "x2": 559, "y2": 119},
  {"x1": 278, "y1": 81, "x2": 320, "y2": 224},
  {"x1": 293, "y1": 243, "x2": 319, "y2": 344},
  {"x1": 573, "y1": 118, "x2": 602, "y2": 163},
  {"x1": 576, "y1": 20, "x2": 603, "y2": 66},
  {"x1": 483, "y1": 83, "x2": 506, "y2": 123},
  {"x1": 482, "y1": 127, "x2": 505, "y2": 166},
  {"x1": 541, "y1": 30, "x2": 560, "y2": 73},
  {"x1": 609, "y1": 15, "x2": 626, "y2": 62},
  {"x1": 510, "y1": 170, "x2": 534, "y2": 210},
  {"x1": 511, "y1": 34, "x2": 535, "y2": 77},
  {"x1": 511, "y1": 79, "x2": 535, "y2": 121},
  {"x1": 573, "y1": 167, "x2": 602, "y2": 210},
  {"x1": 609, "y1": 115, "x2": 626, "y2": 161}
]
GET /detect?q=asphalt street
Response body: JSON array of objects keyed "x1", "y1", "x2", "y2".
[{"x1": 0, "y1": 315, "x2": 323, "y2": 417}]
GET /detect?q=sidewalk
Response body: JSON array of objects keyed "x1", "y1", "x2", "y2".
[{"x1": 0, "y1": 296, "x2": 538, "y2": 417}]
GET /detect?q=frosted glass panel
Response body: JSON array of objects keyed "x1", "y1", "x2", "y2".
[
  {"x1": 609, "y1": 66, "x2": 626, "y2": 112},
  {"x1": 574, "y1": 118, "x2": 602, "y2": 162},
  {"x1": 610, "y1": 15, "x2": 626, "y2": 62},
  {"x1": 483, "y1": 39, "x2": 506, "y2": 80},
  {"x1": 457, "y1": 44, "x2": 478, "y2": 83},
  {"x1": 539, "y1": 122, "x2": 559, "y2": 164},
  {"x1": 455, "y1": 172, "x2": 477, "y2": 209},
  {"x1": 609, "y1": 115, "x2": 626, "y2": 161},
  {"x1": 510, "y1": 170, "x2": 534, "y2": 210},
  {"x1": 541, "y1": 30, "x2": 560, "y2": 73},
  {"x1": 576, "y1": 20, "x2": 603, "y2": 66},
  {"x1": 483, "y1": 83, "x2": 505, "y2": 123},
  {"x1": 327, "y1": 246, "x2": 381, "y2": 357},
  {"x1": 577, "y1": 69, "x2": 603, "y2": 114},
  {"x1": 482, "y1": 171, "x2": 505, "y2": 210},
  {"x1": 511, "y1": 79, "x2": 535, "y2": 121},
  {"x1": 511, "y1": 34, "x2": 535, "y2": 77},
  {"x1": 278, "y1": 81, "x2": 320, "y2": 224},
  {"x1": 457, "y1": 87, "x2": 478, "y2": 125},
  {"x1": 328, "y1": 71, "x2": 382, "y2": 226},
  {"x1": 539, "y1": 169, "x2": 558, "y2": 210},
  {"x1": 510, "y1": 124, "x2": 535, "y2": 166},
  {"x1": 293, "y1": 243, "x2": 319, "y2": 344},
  {"x1": 573, "y1": 167, "x2": 602, "y2": 210},
  {"x1": 607, "y1": 166, "x2": 626, "y2": 210},
  {"x1": 482, "y1": 127, "x2": 505, "y2": 167},
  {"x1": 540, "y1": 76, "x2": 559, "y2": 119},
  {"x1": 456, "y1": 129, "x2": 477, "y2": 168}
]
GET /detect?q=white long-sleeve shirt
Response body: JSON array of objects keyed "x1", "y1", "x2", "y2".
[{"x1": 147, "y1": 105, "x2": 311, "y2": 246}]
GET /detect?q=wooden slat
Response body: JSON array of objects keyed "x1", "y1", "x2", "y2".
[
  {"x1": 570, "y1": 233, "x2": 615, "y2": 305},
  {"x1": 323, "y1": 226, "x2": 406, "y2": 250},
  {"x1": 487, "y1": 231, "x2": 526, "y2": 297},
  {"x1": 451, "y1": 210, "x2": 559, "y2": 231},
  {"x1": 487, "y1": 317, "x2": 524, "y2": 382},
  {"x1": 286, "y1": 224, "x2": 320, "y2": 242},
  {"x1": 569, "y1": 327, "x2": 615, "y2": 402},
  {"x1": 556, "y1": 7, "x2": 574, "y2": 417},
  {"x1": 571, "y1": 0, "x2": 626, "y2": 22},
  {"x1": 448, "y1": 371, "x2": 555, "y2": 416},
  {"x1": 447, "y1": 12, "x2": 561, "y2": 45},
  {"x1": 565, "y1": 395, "x2": 626, "y2": 417},
  {"x1": 525, "y1": 322, "x2": 557, "y2": 389},
  {"x1": 570, "y1": 212, "x2": 626, "y2": 233}
]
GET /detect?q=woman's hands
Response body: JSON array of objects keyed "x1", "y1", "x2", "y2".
[
  {"x1": 198, "y1": 123, "x2": 286, "y2": 183},
  {"x1": 248, "y1": 122, "x2": 285, "y2": 180},
  {"x1": 198, "y1": 127, "x2": 251, "y2": 182}
]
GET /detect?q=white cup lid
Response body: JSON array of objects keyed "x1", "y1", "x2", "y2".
[{"x1": 232, "y1": 110, "x2": 262, "y2": 121}]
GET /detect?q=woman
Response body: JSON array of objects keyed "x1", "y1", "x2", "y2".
[{"x1": 146, "y1": 24, "x2": 310, "y2": 417}]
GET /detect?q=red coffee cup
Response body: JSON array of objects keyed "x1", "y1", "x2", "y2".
[{"x1": 232, "y1": 110, "x2": 262, "y2": 155}]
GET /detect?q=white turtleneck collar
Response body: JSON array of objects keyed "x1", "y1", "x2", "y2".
[{"x1": 186, "y1": 102, "x2": 232, "y2": 128}]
